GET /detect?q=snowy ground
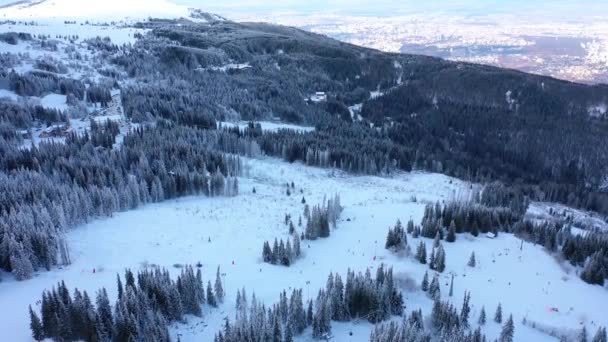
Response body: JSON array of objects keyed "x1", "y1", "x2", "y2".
[
  {"x1": 527, "y1": 201, "x2": 608, "y2": 234},
  {"x1": 1, "y1": 157, "x2": 606, "y2": 341},
  {"x1": 219, "y1": 121, "x2": 315, "y2": 133}
]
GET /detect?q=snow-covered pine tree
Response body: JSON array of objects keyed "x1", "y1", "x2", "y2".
[
  {"x1": 435, "y1": 244, "x2": 446, "y2": 273},
  {"x1": 293, "y1": 233, "x2": 301, "y2": 258},
  {"x1": 29, "y1": 305, "x2": 44, "y2": 341},
  {"x1": 207, "y1": 281, "x2": 217, "y2": 307},
  {"x1": 429, "y1": 275, "x2": 441, "y2": 300},
  {"x1": 215, "y1": 266, "x2": 224, "y2": 303},
  {"x1": 446, "y1": 220, "x2": 456, "y2": 242},
  {"x1": 581, "y1": 326, "x2": 589, "y2": 342},
  {"x1": 416, "y1": 241, "x2": 427, "y2": 264},
  {"x1": 592, "y1": 327, "x2": 607, "y2": 342},
  {"x1": 460, "y1": 291, "x2": 471, "y2": 327},
  {"x1": 421, "y1": 271, "x2": 429, "y2": 291},
  {"x1": 494, "y1": 303, "x2": 503, "y2": 323},
  {"x1": 499, "y1": 314, "x2": 514, "y2": 342},
  {"x1": 468, "y1": 251, "x2": 476, "y2": 267},
  {"x1": 478, "y1": 306, "x2": 486, "y2": 325}
]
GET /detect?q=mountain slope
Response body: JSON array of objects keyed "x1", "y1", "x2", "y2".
[{"x1": 0, "y1": 0, "x2": 189, "y2": 20}]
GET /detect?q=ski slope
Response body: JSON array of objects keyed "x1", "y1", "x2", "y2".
[
  {"x1": 0, "y1": 157, "x2": 606, "y2": 341},
  {"x1": 0, "y1": 0, "x2": 189, "y2": 21}
]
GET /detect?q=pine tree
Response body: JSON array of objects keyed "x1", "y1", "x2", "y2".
[
  {"x1": 207, "y1": 281, "x2": 217, "y2": 307},
  {"x1": 293, "y1": 234, "x2": 301, "y2": 258},
  {"x1": 468, "y1": 252, "x2": 476, "y2": 267},
  {"x1": 478, "y1": 306, "x2": 486, "y2": 325},
  {"x1": 421, "y1": 271, "x2": 429, "y2": 291},
  {"x1": 284, "y1": 323, "x2": 294, "y2": 342},
  {"x1": 117, "y1": 274, "x2": 124, "y2": 299},
  {"x1": 592, "y1": 327, "x2": 607, "y2": 342},
  {"x1": 499, "y1": 314, "x2": 514, "y2": 342},
  {"x1": 461, "y1": 291, "x2": 471, "y2": 327},
  {"x1": 215, "y1": 266, "x2": 224, "y2": 303},
  {"x1": 407, "y1": 219, "x2": 415, "y2": 234},
  {"x1": 433, "y1": 231, "x2": 441, "y2": 248},
  {"x1": 416, "y1": 241, "x2": 427, "y2": 264},
  {"x1": 429, "y1": 275, "x2": 440, "y2": 300},
  {"x1": 263, "y1": 241, "x2": 272, "y2": 263},
  {"x1": 471, "y1": 221, "x2": 480, "y2": 237},
  {"x1": 96, "y1": 288, "x2": 113, "y2": 340},
  {"x1": 581, "y1": 326, "x2": 589, "y2": 342},
  {"x1": 435, "y1": 245, "x2": 446, "y2": 272},
  {"x1": 29, "y1": 305, "x2": 44, "y2": 341},
  {"x1": 446, "y1": 221, "x2": 456, "y2": 242},
  {"x1": 306, "y1": 300, "x2": 313, "y2": 326},
  {"x1": 494, "y1": 303, "x2": 503, "y2": 323},
  {"x1": 289, "y1": 221, "x2": 295, "y2": 234}
]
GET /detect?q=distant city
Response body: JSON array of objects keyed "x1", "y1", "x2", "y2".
[{"x1": 171, "y1": 0, "x2": 608, "y2": 84}]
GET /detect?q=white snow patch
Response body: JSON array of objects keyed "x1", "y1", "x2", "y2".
[
  {"x1": 588, "y1": 103, "x2": 607, "y2": 118},
  {"x1": 39, "y1": 93, "x2": 68, "y2": 111},
  {"x1": 219, "y1": 121, "x2": 314, "y2": 134},
  {"x1": 0, "y1": 0, "x2": 189, "y2": 21},
  {"x1": 0, "y1": 88, "x2": 19, "y2": 101},
  {"x1": 526, "y1": 201, "x2": 608, "y2": 233},
  {"x1": 200, "y1": 62, "x2": 252, "y2": 72}
]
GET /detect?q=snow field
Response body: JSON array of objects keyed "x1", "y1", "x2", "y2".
[{"x1": 1, "y1": 157, "x2": 606, "y2": 341}]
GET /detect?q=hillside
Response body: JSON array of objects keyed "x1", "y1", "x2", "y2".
[{"x1": 0, "y1": 9, "x2": 607, "y2": 342}]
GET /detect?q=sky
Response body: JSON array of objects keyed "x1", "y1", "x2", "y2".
[
  {"x1": 168, "y1": 0, "x2": 608, "y2": 19},
  {"x1": 1, "y1": 0, "x2": 606, "y2": 19}
]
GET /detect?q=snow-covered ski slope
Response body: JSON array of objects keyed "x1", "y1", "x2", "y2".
[
  {"x1": 0, "y1": 0, "x2": 189, "y2": 21},
  {"x1": 1, "y1": 157, "x2": 606, "y2": 341}
]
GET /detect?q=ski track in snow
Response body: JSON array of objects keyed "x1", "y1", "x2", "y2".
[{"x1": 0, "y1": 157, "x2": 606, "y2": 341}]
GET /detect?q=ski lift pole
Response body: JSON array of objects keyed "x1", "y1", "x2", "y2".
[{"x1": 306, "y1": 280, "x2": 311, "y2": 301}]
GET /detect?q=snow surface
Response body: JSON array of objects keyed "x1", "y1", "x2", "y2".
[
  {"x1": 527, "y1": 201, "x2": 608, "y2": 234},
  {"x1": 39, "y1": 93, "x2": 67, "y2": 111},
  {"x1": 0, "y1": 0, "x2": 189, "y2": 21},
  {"x1": 0, "y1": 88, "x2": 19, "y2": 101},
  {"x1": 219, "y1": 121, "x2": 315, "y2": 134},
  {"x1": 1, "y1": 157, "x2": 606, "y2": 341}
]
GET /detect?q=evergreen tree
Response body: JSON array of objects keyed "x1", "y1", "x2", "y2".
[
  {"x1": 284, "y1": 323, "x2": 294, "y2": 342},
  {"x1": 416, "y1": 241, "x2": 427, "y2": 264},
  {"x1": 478, "y1": 306, "x2": 486, "y2": 325},
  {"x1": 499, "y1": 314, "x2": 514, "y2": 342},
  {"x1": 429, "y1": 247, "x2": 436, "y2": 270},
  {"x1": 468, "y1": 252, "x2": 476, "y2": 267},
  {"x1": 446, "y1": 221, "x2": 456, "y2": 242},
  {"x1": 460, "y1": 291, "x2": 471, "y2": 327},
  {"x1": 207, "y1": 281, "x2": 217, "y2": 307},
  {"x1": 494, "y1": 303, "x2": 503, "y2": 323},
  {"x1": 29, "y1": 305, "x2": 44, "y2": 341},
  {"x1": 407, "y1": 219, "x2": 415, "y2": 234},
  {"x1": 433, "y1": 231, "x2": 441, "y2": 248},
  {"x1": 306, "y1": 300, "x2": 313, "y2": 326},
  {"x1": 592, "y1": 327, "x2": 607, "y2": 342},
  {"x1": 117, "y1": 274, "x2": 124, "y2": 299},
  {"x1": 215, "y1": 266, "x2": 224, "y2": 303},
  {"x1": 429, "y1": 275, "x2": 441, "y2": 300},
  {"x1": 581, "y1": 326, "x2": 589, "y2": 342},
  {"x1": 421, "y1": 271, "x2": 429, "y2": 292},
  {"x1": 293, "y1": 234, "x2": 301, "y2": 258},
  {"x1": 435, "y1": 245, "x2": 446, "y2": 273}
]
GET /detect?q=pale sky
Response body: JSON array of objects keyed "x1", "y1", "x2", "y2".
[{"x1": 170, "y1": 0, "x2": 607, "y2": 18}]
